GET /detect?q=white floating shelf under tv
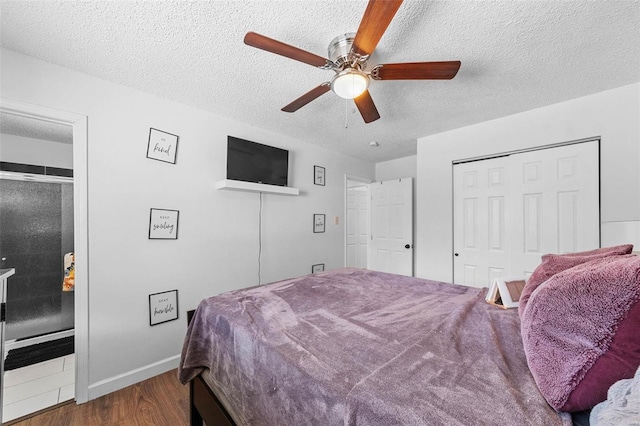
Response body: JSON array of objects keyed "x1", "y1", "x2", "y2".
[{"x1": 216, "y1": 179, "x2": 299, "y2": 196}]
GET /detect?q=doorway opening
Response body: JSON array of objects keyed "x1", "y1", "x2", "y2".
[
  {"x1": 344, "y1": 175, "x2": 414, "y2": 276},
  {"x1": 345, "y1": 175, "x2": 371, "y2": 269},
  {"x1": 0, "y1": 100, "x2": 89, "y2": 421}
]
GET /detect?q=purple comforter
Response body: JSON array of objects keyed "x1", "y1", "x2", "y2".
[{"x1": 179, "y1": 268, "x2": 570, "y2": 425}]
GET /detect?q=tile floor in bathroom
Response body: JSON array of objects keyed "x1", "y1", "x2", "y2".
[{"x1": 2, "y1": 354, "x2": 75, "y2": 423}]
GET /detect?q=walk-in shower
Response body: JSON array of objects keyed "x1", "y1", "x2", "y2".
[{"x1": 0, "y1": 172, "x2": 74, "y2": 342}]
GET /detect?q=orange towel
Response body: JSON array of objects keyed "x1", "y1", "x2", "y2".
[{"x1": 63, "y1": 252, "x2": 75, "y2": 291}]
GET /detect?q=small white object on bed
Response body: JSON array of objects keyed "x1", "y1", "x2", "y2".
[{"x1": 486, "y1": 276, "x2": 527, "y2": 309}]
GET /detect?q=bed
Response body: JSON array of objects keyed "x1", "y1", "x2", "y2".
[{"x1": 179, "y1": 247, "x2": 640, "y2": 425}]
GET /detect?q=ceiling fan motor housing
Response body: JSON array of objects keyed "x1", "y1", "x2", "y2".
[{"x1": 328, "y1": 33, "x2": 367, "y2": 71}]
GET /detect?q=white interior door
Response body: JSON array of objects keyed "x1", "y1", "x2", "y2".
[
  {"x1": 370, "y1": 178, "x2": 413, "y2": 276},
  {"x1": 453, "y1": 157, "x2": 511, "y2": 287},
  {"x1": 346, "y1": 184, "x2": 369, "y2": 268},
  {"x1": 510, "y1": 141, "x2": 600, "y2": 275},
  {"x1": 453, "y1": 140, "x2": 600, "y2": 287}
]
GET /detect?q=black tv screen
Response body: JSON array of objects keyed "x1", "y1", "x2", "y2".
[{"x1": 227, "y1": 136, "x2": 289, "y2": 187}]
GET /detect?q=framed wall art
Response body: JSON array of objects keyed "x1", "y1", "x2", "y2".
[
  {"x1": 149, "y1": 289, "x2": 179, "y2": 326},
  {"x1": 314, "y1": 165, "x2": 325, "y2": 186},
  {"x1": 313, "y1": 214, "x2": 325, "y2": 233},
  {"x1": 147, "y1": 128, "x2": 179, "y2": 164},
  {"x1": 149, "y1": 208, "x2": 179, "y2": 239}
]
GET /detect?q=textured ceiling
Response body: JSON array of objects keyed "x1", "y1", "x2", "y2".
[{"x1": 1, "y1": 1, "x2": 638, "y2": 162}]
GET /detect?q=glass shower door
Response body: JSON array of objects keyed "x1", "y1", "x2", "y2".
[{"x1": 0, "y1": 178, "x2": 74, "y2": 341}]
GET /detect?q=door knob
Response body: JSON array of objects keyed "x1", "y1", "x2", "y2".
[
  {"x1": 454, "y1": 253, "x2": 459, "y2": 256},
  {"x1": 405, "y1": 244, "x2": 411, "y2": 249}
]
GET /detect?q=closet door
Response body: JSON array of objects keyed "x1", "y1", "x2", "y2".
[
  {"x1": 453, "y1": 156, "x2": 511, "y2": 287},
  {"x1": 510, "y1": 141, "x2": 600, "y2": 276},
  {"x1": 453, "y1": 140, "x2": 600, "y2": 287}
]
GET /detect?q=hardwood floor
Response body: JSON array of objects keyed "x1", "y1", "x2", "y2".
[{"x1": 7, "y1": 369, "x2": 190, "y2": 426}]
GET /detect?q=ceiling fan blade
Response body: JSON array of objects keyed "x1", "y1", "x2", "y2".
[
  {"x1": 371, "y1": 61, "x2": 461, "y2": 80},
  {"x1": 244, "y1": 32, "x2": 330, "y2": 68},
  {"x1": 354, "y1": 90, "x2": 381, "y2": 123},
  {"x1": 351, "y1": 0, "x2": 403, "y2": 58},
  {"x1": 281, "y1": 83, "x2": 331, "y2": 112}
]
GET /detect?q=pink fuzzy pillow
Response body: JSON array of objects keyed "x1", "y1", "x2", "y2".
[
  {"x1": 521, "y1": 255, "x2": 640, "y2": 412},
  {"x1": 518, "y1": 244, "x2": 633, "y2": 318}
]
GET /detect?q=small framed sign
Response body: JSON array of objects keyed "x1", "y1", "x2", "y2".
[
  {"x1": 486, "y1": 277, "x2": 527, "y2": 309},
  {"x1": 149, "y1": 289, "x2": 179, "y2": 326},
  {"x1": 313, "y1": 214, "x2": 325, "y2": 233},
  {"x1": 314, "y1": 165, "x2": 325, "y2": 186},
  {"x1": 149, "y1": 208, "x2": 179, "y2": 239},
  {"x1": 312, "y1": 263, "x2": 325, "y2": 273},
  {"x1": 147, "y1": 128, "x2": 179, "y2": 164}
]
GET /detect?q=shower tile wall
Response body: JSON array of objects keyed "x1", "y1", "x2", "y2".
[{"x1": 0, "y1": 179, "x2": 74, "y2": 340}]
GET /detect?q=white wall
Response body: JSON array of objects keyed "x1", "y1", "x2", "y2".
[
  {"x1": 1, "y1": 48, "x2": 374, "y2": 398},
  {"x1": 416, "y1": 83, "x2": 640, "y2": 282},
  {"x1": 0, "y1": 133, "x2": 73, "y2": 169},
  {"x1": 375, "y1": 155, "x2": 416, "y2": 182}
]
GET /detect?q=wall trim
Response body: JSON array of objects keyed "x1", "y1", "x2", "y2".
[{"x1": 87, "y1": 354, "x2": 180, "y2": 401}]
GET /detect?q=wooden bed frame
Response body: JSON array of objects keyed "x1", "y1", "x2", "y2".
[
  {"x1": 187, "y1": 309, "x2": 237, "y2": 426},
  {"x1": 184, "y1": 310, "x2": 591, "y2": 426}
]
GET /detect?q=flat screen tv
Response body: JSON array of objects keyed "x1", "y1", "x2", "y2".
[{"x1": 227, "y1": 136, "x2": 289, "y2": 187}]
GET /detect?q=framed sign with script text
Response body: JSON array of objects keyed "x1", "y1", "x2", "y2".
[
  {"x1": 149, "y1": 289, "x2": 179, "y2": 326},
  {"x1": 314, "y1": 165, "x2": 325, "y2": 186},
  {"x1": 147, "y1": 128, "x2": 179, "y2": 164},
  {"x1": 313, "y1": 213, "x2": 325, "y2": 233},
  {"x1": 149, "y1": 208, "x2": 179, "y2": 239}
]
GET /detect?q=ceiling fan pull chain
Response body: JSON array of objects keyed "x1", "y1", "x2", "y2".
[{"x1": 345, "y1": 98, "x2": 349, "y2": 129}]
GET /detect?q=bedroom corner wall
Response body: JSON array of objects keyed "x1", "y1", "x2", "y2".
[
  {"x1": 0, "y1": 48, "x2": 374, "y2": 400},
  {"x1": 375, "y1": 155, "x2": 417, "y2": 182},
  {"x1": 416, "y1": 83, "x2": 640, "y2": 282}
]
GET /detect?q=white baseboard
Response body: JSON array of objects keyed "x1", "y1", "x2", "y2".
[{"x1": 86, "y1": 354, "x2": 180, "y2": 401}]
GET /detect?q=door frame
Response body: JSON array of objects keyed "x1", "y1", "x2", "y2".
[
  {"x1": 344, "y1": 174, "x2": 372, "y2": 268},
  {"x1": 451, "y1": 136, "x2": 601, "y2": 282},
  {"x1": 1, "y1": 98, "x2": 89, "y2": 403}
]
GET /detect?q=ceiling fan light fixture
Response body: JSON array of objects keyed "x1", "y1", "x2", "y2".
[{"x1": 331, "y1": 68, "x2": 369, "y2": 99}]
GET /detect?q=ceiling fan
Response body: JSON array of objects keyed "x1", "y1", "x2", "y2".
[{"x1": 244, "y1": 0, "x2": 461, "y2": 124}]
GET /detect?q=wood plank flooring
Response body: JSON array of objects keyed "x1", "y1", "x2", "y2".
[{"x1": 7, "y1": 369, "x2": 189, "y2": 426}]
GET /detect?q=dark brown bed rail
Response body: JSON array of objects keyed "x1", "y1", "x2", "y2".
[{"x1": 186, "y1": 309, "x2": 237, "y2": 426}]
